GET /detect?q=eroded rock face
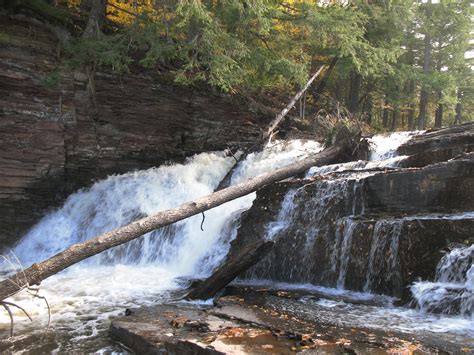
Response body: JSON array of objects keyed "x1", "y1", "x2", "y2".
[
  {"x1": 236, "y1": 153, "x2": 474, "y2": 300},
  {"x1": 398, "y1": 122, "x2": 474, "y2": 168},
  {"x1": 0, "y1": 15, "x2": 267, "y2": 249}
]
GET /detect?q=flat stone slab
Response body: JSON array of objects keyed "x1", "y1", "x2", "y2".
[{"x1": 109, "y1": 294, "x2": 445, "y2": 354}]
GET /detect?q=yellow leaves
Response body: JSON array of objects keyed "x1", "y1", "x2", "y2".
[
  {"x1": 386, "y1": 343, "x2": 421, "y2": 354},
  {"x1": 335, "y1": 338, "x2": 351, "y2": 346},
  {"x1": 107, "y1": 1, "x2": 143, "y2": 24},
  {"x1": 106, "y1": 0, "x2": 167, "y2": 25},
  {"x1": 220, "y1": 326, "x2": 271, "y2": 339},
  {"x1": 170, "y1": 315, "x2": 190, "y2": 328},
  {"x1": 313, "y1": 338, "x2": 329, "y2": 346}
]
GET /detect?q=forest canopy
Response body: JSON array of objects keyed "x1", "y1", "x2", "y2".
[{"x1": 5, "y1": 0, "x2": 472, "y2": 130}]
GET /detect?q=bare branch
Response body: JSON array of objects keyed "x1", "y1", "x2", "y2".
[
  {"x1": 1, "y1": 302, "x2": 14, "y2": 337},
  {"x1": 1, "y1": 301, "x2": 33, "y2": 322}
]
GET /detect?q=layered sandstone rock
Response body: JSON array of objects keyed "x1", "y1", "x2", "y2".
[
  {"x1": 232, "y1": 127, "x2": 474, "y2": 301},
  {"x1": 0, "y1": 15, "x2": 267, "y2": 249}
]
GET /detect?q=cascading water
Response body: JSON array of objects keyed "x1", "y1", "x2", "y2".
[
  {"x1": 242, "y1": 131, "x2": 473, "y2": 338},
  {"x1": 335, "y1": 218, "x2": 357, "y2": 289},
  {"x1": 10, "y1": 139, "x2": 323, "y2": 272},
  {"x1": 2, "y1": 130, "x2": 473, "y2": 352},
  {"x1": 367, "y1": 131, "x2": 414, "y2": 161},
  {"x1": 306, "y1": 131, "x2": 415, "y2": 177},
  {"x1": 363, "y1": 219, "x2": 403, "y2": 294},
  {"x1": 0, "y1": 139, "x2": 322, "y2": 351},
  {"x1": 248, "y1": 132, "x2": 418, "y2": 288},
  {"x1": 411, "y1": 245, "x2": 474, "y2": 318}
]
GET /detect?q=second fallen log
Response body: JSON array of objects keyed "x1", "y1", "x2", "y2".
[{"x1": 186, "y1": 240, "x2": 275, "y2": 300}]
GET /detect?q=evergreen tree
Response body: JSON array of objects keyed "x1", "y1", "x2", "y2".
[{"x1": 12, "y1": 0, "x2": 472, "y2": 130}]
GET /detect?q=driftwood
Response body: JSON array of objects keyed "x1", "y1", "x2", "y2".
[
  {"x1": 0, "y1": 139, "x2": 353, "y2": 302},
  {"x1": 215, "y1": 67, "x2": 325, "y2": 191},
  {"x1": 186, "y1": 240, "x2": 275, "y2": 300}
]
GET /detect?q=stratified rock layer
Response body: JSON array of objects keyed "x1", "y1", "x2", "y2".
[
  {"x1": 398, "y1": 123, "x2": 474, "y2": 167},
  {"x1": 0, "y1": 15, "x2": 267, "y2": 248},
  {"x1": 233, "y1": 125, "x2": 474, "y2": 301}
]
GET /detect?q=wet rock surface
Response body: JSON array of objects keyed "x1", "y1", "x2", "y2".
[
  {"x1": 397, "y1": 122, "x2": 474, "y2": 167},
  {"x1": 232, "y1": 127, "x2": 474, "y2": 300},
  {"x1": 364, "y1": 155, "x2": 474, "y2": 214},
  {"x1": 110, "y1": 291, "x2": 469, "y2": 354},
  {"x1": 0, "y1": 15, "x2": 268, "y2": 249}
]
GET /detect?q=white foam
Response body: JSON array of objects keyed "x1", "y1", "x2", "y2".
[
  {"x1": 0, "y1": 140, "x2": 323, "y2": 346},
  {"x1": 411, "y1": 245, "x2": 474, "y2": 320},
  {"x1": 367, "y1": 131, "x2": 420, "y2": 161},
  {"x1": 306, "y1": 131, "x2": 417, "y2": 178}
]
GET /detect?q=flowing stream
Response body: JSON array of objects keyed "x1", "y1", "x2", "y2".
[
  {"x1": 0, "y1": 140, "x2": 323, "y2": 352},
  {"x1": 1, "y1": 132, "x2": 473, "y2": 352}
]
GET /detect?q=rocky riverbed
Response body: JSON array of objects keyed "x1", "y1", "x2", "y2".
[
  {"x1": 1, "y1": 122, "x2": 472, "y2": 353},
  {"x1": 110, "y1": 285, "x2": 473, "y2": 354}
]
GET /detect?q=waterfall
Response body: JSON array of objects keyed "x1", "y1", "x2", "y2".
[
  {"x1": 367, "y1": 131, "x2": 415, "y2": 160},
  {"x1": 306, "y1": 131, "x2": 418, "y2": 178},
  {"x1": 244, "y1": 179, "x2": 354, "y2": 284},
  {"x1": 247, "y1": 132, "x2": 417, "y2": 289},
  {"x1": 335, "y1": 218, "x2": 358, "y2": 289},
  {"x1": 3, "y1": 129, "x2": 473, "y2": 351},
  {"x1": 411, "y1": 245, "x2": 473, "y2": 318},
  {"x1": 363, "y1": 220, "x2": 403, "y2": 294},
  {"x1": 0, "y1": 139, "x2": 325, "y2": 346},
  {"x1": 5, "y1": 139, "x2": 323, "y2": 276},
  {"x1": 263, "y1": 189, "x2": 299, "y2": 242}
]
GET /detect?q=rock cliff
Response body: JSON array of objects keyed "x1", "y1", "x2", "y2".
[
  {"x1": 232, "y1": 124, "x2": 474, "y2": 301},
  {"x1": 0, "y1": 15, "x2": 268, "y2": 249}
]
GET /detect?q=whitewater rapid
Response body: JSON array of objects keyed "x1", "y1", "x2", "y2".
[
  {"x1": 0, "y1": 139, "x2": 323, "y2": 350},
  {"x1": 1, "y1": 131, "x2": 472, "y2": 351}
]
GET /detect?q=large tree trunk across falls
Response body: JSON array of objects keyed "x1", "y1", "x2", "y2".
[{"x1": 0, "y1": 140, "x2": 354, "y2": 302}]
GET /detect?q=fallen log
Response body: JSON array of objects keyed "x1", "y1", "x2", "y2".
[
  {"x1": 186, "y1": 240, "x2": 275, "y2": 300},
  {"x1": 0, "y1": 134, "x2": 354, "y2": 302}
]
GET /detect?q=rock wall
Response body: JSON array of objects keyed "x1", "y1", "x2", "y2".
[
  {"x1": 233, "y1": 124, "x2": 474, "y2": 301},
  {"x1": 0, "y1": 15, "x2": 268, "y2": 249}
]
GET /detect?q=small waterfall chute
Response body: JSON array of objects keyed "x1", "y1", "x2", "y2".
[{"x1": 411, "y1": 245, "x2": 474, "y2": 318}]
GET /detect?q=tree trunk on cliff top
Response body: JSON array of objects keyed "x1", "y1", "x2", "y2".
[
  {"x1": 82, "y1": 0, "x2": 107, "y2": 38},
  {"x1": 313, "y1": 57, "x2": 338, "y2": 99},
  {"x1": 0, "y1": 137, "x2": 355, "y2": 301},
  {"x1": 215, "y1": 66, "x2": 325, "y2": 191},
  {"x1": 418, "y1": 31, "x2": 432, "y2": 130},
  {"x1": 264, "y1": 66, "x2": 325, "y2": 142}
]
